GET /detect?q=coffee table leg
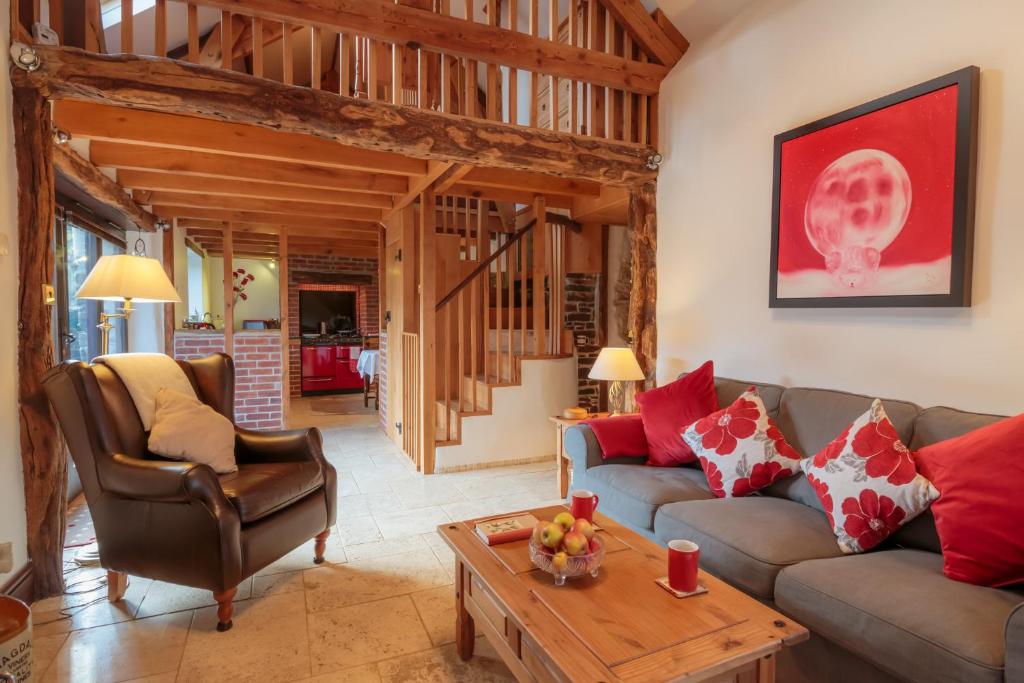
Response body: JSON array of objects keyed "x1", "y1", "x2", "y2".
[
  {"x1": 757, "y1": 654, "x2": 775, "y2": 683},
  {"x1": 456, "y1": 560, "x2": 475, "y2": 661}
]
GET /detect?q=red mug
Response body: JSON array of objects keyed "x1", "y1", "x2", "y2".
[
  {"x1": 668, "y1": 540, "x2": 700, "y2": 593},
  {"x1": 569, "y1": 490, "x2": 599, "y2": 522}
]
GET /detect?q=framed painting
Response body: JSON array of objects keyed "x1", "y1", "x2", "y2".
[{"x1": 769, "y1": 66, "x2": 979, "y2": 308}]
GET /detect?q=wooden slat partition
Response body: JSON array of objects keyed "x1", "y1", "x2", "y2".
[
  {"x1": 402, "y1": 332, "x2": 420, "y2": 462},
  {"x1": 46, "y1": 0, "x2": 664, "y2": 145},
  {"x1": 532, "y1": 196, "x2": 545, "y2": 355}
]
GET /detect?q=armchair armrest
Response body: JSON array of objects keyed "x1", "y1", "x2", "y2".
[
  {"x1": 234, "y1": 427, "x2": 327, "y2": 465},
  {"x1": 100, "y1": 454, "x2": 229, "y2": 510},
  {"x1": 1007, "y1": 603, "x2": 1024, "y2": 681}
]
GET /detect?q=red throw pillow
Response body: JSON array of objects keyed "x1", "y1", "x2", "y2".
[
  {"x1": 583, "y1": 414, "x2": 648, "y2": 459},
  {"x1": 682, "y1": 387, "x2": 801, "y2": 497},
  {"x1": 915, "y1": 414, "x2": 1024, "y2": 587},
  {"x1": 635, "y1": 361, "x2": 719, "y2": 467},
  {"x1": 801, "y1": 400, "x2": 937, "y2": 554}
]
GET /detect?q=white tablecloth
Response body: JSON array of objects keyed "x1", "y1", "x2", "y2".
[{"x1": 357, "y1": 350, "x2": 380, "y2": 380}]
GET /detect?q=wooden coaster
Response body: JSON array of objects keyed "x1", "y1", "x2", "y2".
[{"x1": 655, "y1": 576, "x2": 708, "y2": 598}]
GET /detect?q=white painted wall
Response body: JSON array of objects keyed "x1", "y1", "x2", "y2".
[
  {"x1": 0, "y1": 0, "x2": 29, "y2": 582},
  {"x1": 435, "y1": 356, "x2": 577, "y2": 471},
  {"x1": 656, "y1": 0, "x2": 1024, "y2": 415},
  {"x1": 207, "y1": 256, "x2": 280, "y2": 329},
  {"x1": 125, "y1": 230, "x2": 166, "y2": 353}
]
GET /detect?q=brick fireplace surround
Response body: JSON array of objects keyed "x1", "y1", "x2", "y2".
[{"x1": 287, "y1": 255, "x2": 380, "y2": 398}]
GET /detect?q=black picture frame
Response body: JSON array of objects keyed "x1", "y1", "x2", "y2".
[{"x1": 769, "y1": 66, "x2": 979, "y2": 308}]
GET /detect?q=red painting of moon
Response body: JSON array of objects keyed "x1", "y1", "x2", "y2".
[{"x1": 776, "y1": 84, "x2": 958, "y2": 298}]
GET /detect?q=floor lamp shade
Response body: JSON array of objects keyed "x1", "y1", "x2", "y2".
[{"x1": 75, "y1": 254, "x2": 181, "y2": 303}]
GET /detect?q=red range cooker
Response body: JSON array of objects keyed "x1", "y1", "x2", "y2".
[{"x1": 300, "y1": 344, "x2": 364, "y2": 393}]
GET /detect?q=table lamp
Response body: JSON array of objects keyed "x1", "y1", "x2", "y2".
[
  {"x1": 75, "y1": 250, "x2": 180, "y2": 356},
  {"x1": 588, "y1": 347, "x2": 645, "y2": 415}
]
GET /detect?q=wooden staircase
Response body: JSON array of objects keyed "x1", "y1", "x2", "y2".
[{"x1": 431, "y1": 196, "x2": 573, "y2": 453}]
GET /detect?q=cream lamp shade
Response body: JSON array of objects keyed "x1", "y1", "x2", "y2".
[
  {"x1": 75, "y1": 254, "x2": 181, "y2": 303},
  {"x1": 588, "y1": 347, "x2": 645, "y2": 381}
]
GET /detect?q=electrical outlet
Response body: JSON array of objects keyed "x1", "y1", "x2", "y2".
[{"x1": 0, "y1": 542, "x2": 13, "y2": 573}]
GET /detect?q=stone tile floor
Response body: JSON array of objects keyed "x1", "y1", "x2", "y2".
[{"x1": 32, "y1": 407, "x2": 562, "y2": 682}]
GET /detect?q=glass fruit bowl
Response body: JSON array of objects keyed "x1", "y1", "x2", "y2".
[{"x1": 529, "y1": 535, "x2": 605, "y2": 585}]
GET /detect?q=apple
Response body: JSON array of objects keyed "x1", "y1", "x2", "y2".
[
  {"x1": 531, "y1": 521, "x2": 548, "y2": 545},
  {"x1": 553, "y1": 511, "x2": 576, "y2": 531},
  {"x1": 552, "y1": 551, "x2": 569, "y2": 572},
  {"x1": 540, "y1": 522, "x2": 565, "y2": 549},
  {"x1": 563, "y1": 531, "x2": 589, "y2": 556},
  {"x1": 588, "y1": 536, "x2": 603, "y2": 554},
  {"x1": 570, "y1": 519, "x2": 595, "y2": 541}
]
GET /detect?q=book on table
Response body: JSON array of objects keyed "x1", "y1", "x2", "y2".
[{"x1": 474, "y1": 514, "x2": 539, "y2": 546}]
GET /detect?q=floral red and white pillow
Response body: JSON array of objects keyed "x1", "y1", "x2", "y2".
[
  {"x1": 801, "y1": 399, "x2": 938, "y2": 554},
  {"x1": 681, "y1": 387, "x2": 801, "y2": 498}
]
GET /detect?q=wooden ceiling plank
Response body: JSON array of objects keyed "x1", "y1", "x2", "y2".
[
  {"x1": 144, "y1": 191, "x2": 384, "y2": 221},
  {"x1": 447, "y1": 183, "x2": 574, "y2": 209},
  {"x1": 460, "y1": 167, "x2": 601, "y2": 197},
  {"x1": 55, "y1": 100, "x2": 427, "y2": 177},
  {"x1": 53, "y1": 143, "x2": 159, "y2": 231},
  {"x1": 196, "y1": 0, "x2": 667, "y2": 94},
  {"x1": 154, "y1": 205, "x2": 380, "y2": 229},
  {"x1": 23, "y1": 48, "x2": 657, "y2": 186},
  {"x1": 90, "y1": 142, "x2": 409, "y2": 195},
  {"x1": 599, "y1": 0, "x2": 684, "y2": 67},
  {"x1": 117, "y1": 170, "x2": 393, "y2": 209}
]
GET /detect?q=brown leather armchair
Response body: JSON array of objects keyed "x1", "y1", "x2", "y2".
[{"x1": 42, "y1": 353, "x2": 337, "y2": 632}]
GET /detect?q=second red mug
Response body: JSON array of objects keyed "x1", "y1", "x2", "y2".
[
  {"x1": 569, "y1": 489, "x2": 599, "y2": 522},
  {"x1": 668, "y1": 539, "x2": 700, "y2": 593}
]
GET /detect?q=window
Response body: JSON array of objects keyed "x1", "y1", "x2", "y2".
[
  {"x1": 100, "y1": 0, "x2": 157, "y2": 30},
  {"x1": 55, "y1": 209, "x2": 127, "y2": 361},
  {"x1": 186, "y1": 244, "x2": 207, "y2": 320}
]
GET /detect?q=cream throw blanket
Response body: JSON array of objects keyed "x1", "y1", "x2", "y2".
[{"x1": 97, "y1": 353, "x2": 197, "y2": 431}]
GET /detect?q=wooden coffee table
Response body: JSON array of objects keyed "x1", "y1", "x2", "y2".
[{"x1": 439, "y1": 505, "x2": 808, "y2": 682}]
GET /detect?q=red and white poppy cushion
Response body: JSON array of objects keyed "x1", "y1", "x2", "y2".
[
  {"x1": 801, "y1": 399, "x2": 938, "y2": 554},
  {"x1": 681, "y1": 387, "x2": 801, "y2": 498}
]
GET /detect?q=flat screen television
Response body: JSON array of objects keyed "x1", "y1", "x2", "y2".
[{"x1": 300, "y1": 291, "x2": 357, "y2": 334}]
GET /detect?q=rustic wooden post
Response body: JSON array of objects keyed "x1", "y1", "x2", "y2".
[
  {"x1": 418, "y1": 191, "x2": 437, "y2": 474},
  {"x1": 278, "y1": 228, "x2": 290, "y2": 420},
  {"x1": 627, "y1": 180, "x2": 657, "y2": 393},
  {"x1": 13, "y1": 86, "x2": 66, "y2": 599},
  {"x1": 163, "y1": 219, "x2": 175, "y2": 355},
  {"x1": 532, "y1": 195, "x2": 546, "y2": 355},
  {"x1": 223, "y1": 222, "x2": 234, "y2": 356}
]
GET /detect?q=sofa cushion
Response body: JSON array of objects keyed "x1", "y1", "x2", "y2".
[
  {"x1": 585, "y1": 465, "x2": 713, "y2": 531},
  {"x1": 653, "y1": 497, "x2": 843, "y2": 599},
  {"x1": 775, "y1": 549, "x2": 1024, "y2": 683},
  {"x1": 765, "y1": 388, "x2": 920, "y2": 507},
  {"x1": 889, "y1": 406, "x2": 1005, "y2": 554},
  {"x1": 637, "y1": 361, "x2": 718, "y2": 466},
  {"x1": 220, "y1": 462, "x2": 324, "y2": 523}
]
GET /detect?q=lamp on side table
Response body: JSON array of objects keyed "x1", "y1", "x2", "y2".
[{"x1": 588, "y1": 347, "x2": 645, "y2": 415}]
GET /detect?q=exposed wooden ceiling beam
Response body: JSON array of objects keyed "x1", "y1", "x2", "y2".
[
  {"x1": 651, "y1": 9, "x2": 690, "y2": 58},
  {"x1": 117, "y1": 170, "x2": 393, "y2": 209},
  {"x1": 155, "y1": 205, "x2": 378, "y2": 229},
  {"x1": 433, "y1": 164, "x2": 474, "y2": 195},
  {"x1": 197, "y1": 0, "x2": 668, "y2": 94},
  {"x1": 572, "y1": 185, "x2": 630, "y2": 224},
  {"x1": 90, "y1": 142, "x2": 409, "y2": 195},
  {"x1": 141, "y1": 191, "x2": 384, "y2": 221},
  {"x1": 54, "y1": 101, "x2": 426, "y2": 177},
  {"x1": 386, "y1": 161, "x2": 455, "y2": 222},
  {"x1": 599, "y1": 0, "x2": 686, "y2": 67},
  {"x1": 21, "y1": 47, "x2": 657, "y2": 186},
  {"x1": 206, "y1": 245, "x2": 379, "y2": 258},
  {"x1": 186, "y1": 226, "x2": 378, "y2": 243},
  {"x1": 181, "y1": 221, "x2": 380, "y2": 242},
  {"x1": 460, "y1": 167, "x2": 601, "y2": 197},
  {"x1": 53, "y1": 143, "x2": 159, "y2": 231},
  {"x1": 447, "y1": 183, "x2": 573, "y2": 209}
]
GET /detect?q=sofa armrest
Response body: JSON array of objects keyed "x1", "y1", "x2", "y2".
[
  {"x1": 100, "y1": 453, "x2": 228, "y2": 508},
  {"x1": 564, "y1": 425, "x2": 604, "y2": 475},
  {"x1": 1007, "y1": 603, "x2": 1024, "y2": 681},
  {"x1": 235, "y1": 427, "x2": 326, "y2": 465}
]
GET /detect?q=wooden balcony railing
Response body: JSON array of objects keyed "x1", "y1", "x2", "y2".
[{"x1": 18, "y1": 0, "x2": 669, "y2": 147}]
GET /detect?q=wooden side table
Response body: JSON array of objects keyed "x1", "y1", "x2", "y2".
[{"x1": 549, "y1": 413, "x2": 608, "y2": 498}]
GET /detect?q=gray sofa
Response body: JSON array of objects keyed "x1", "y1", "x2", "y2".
[{"x1": 565, "y1": 377, "x2": 1024, "y2": 683}]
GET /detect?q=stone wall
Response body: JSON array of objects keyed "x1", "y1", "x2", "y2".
[{"x1": 564, "y1": 273, "x2": 603, "y2": 413}]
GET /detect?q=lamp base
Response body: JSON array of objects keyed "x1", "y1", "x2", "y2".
[{"x1": 608, "y1": 380, "x2": 626, "y2": 415}]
